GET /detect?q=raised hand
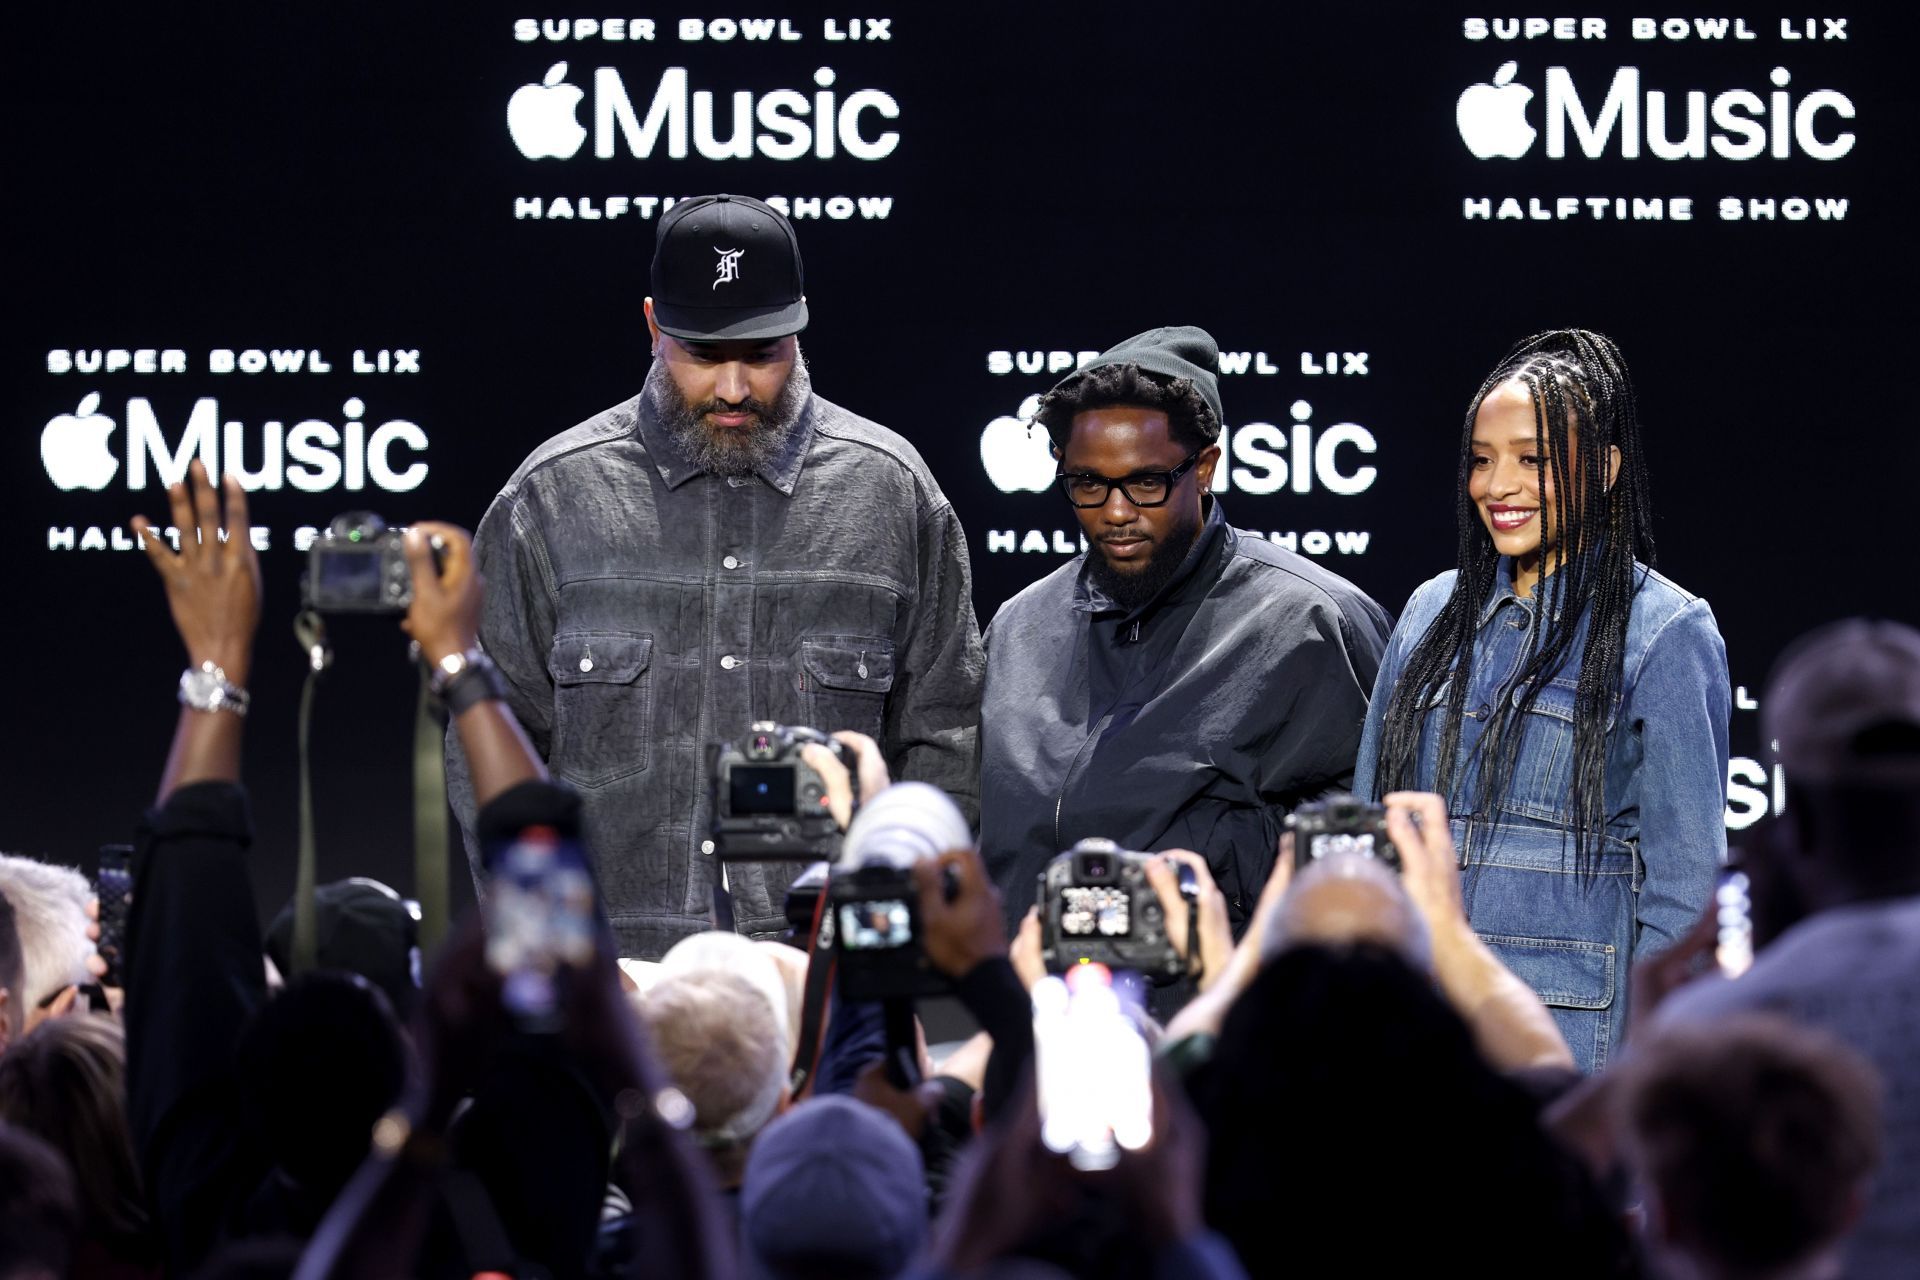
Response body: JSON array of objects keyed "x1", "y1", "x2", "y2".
[{"x1": 132, "y1": 461, "x2": 261, "y2": 682}]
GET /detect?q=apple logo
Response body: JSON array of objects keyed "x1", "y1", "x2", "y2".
[
  {"x1": 42, "y1": 392, "x2": 119, "y2": 491},
  {"x1": 980, "y1": 395, "x2": 1057, "y2": 494},
  {"x1": 1457, "y1": 61, "x2": 1536, "y2": 159},
  {"x1": 508, "y1": 62, "x2": 588, "y2": 160}
]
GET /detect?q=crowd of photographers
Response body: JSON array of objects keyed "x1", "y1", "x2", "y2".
[{"x1": 1, "y1": 466, "x2": 1916, "y2": 1279}]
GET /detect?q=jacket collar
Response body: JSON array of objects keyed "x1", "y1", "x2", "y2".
[
  {"x1": 1478, "y1": 556, "x2": 1574, "y2": 627},
  {"x1": 1073, "y1": 497, "x2": 1232, "y2": 621},
  {"x1": 634, "y1": 378, "x2": 816, "y2": 497}
]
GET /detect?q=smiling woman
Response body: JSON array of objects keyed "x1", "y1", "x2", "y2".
[{"x1": 1352, "y1": 329, "x2": 1732, "y2": 1073}]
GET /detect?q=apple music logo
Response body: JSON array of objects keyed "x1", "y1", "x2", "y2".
[
  {"x1": 505, "y1": 63, "x2": 900, "y2": 162},
  {"x1": 39, "y1": 395, "x2": 429, "y2": 495},
  {"x1": 1455, "y1": 62, "x2": 1855, "y2": 162},
  {"x1": 977, "y1": 396, "x2": 1378, "y2": 500}
]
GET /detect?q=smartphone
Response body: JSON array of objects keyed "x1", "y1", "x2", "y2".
[
  {"x1": 1714, "y1": 864, "x2": 1754, "y2": 979},
  {"x1": 485, "y1": 826, "x2": 597, "y2": 1031},
  {"x1": 1033, "y1": 964, "x2": 1153, "y2": 1170},
  {"x1": 96, "y1": 844, "x2": 134, "y2": 989}
]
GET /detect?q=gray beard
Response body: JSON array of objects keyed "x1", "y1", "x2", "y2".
[{"x1": 647, "y1": 351, "x2": 812, "y2": 478}]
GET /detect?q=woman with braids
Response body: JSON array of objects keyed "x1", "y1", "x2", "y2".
[{"x1": 1354, "y1": 329, "x2": 1729, "y2": 1073}]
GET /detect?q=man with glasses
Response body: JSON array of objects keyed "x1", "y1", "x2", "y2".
[{"x1": 978, "y1": 326, "x2": 1391, "y2": 933}]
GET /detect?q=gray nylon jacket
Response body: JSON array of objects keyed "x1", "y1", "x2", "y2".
[
  {"x1": 978, "y1": 500, "x2": 1391, "y2": 930},
  {"x1": 448, "y1": 384, "x2": 983, "y2": 958}
]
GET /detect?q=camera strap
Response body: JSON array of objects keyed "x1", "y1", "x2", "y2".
[
  {"x1": 291, "y1": 610, "x2": 331, "y2": 974},
  {"x1": 788, "y1": 890, "x2": 835, "y2": 1099},
  {"x1": 289, "y1": 610, "x2": 452, "y2": 971}
]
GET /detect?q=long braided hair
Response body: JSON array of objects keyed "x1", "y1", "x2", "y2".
[{"x1": 1371, "y1": 330, "x2": 1656, "y2": 875}]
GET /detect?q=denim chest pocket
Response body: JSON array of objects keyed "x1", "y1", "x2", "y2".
[
  {"x1": 548, "y1": 632, "x2": 653, "y2": 788},
  {"x1": 799, "y1": 636, "x2": 894, "y2": 739},
  {"x1": 1500, "y1": 678, "x2": 1619, "y2": 824}
]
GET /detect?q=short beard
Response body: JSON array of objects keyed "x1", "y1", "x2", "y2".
[
  {"x1": 648, "y1": 349, "x2": 812, "y2": 478},
  {"x1": 1087, "y1": 514, "x2": 1201, "y2": 613}
]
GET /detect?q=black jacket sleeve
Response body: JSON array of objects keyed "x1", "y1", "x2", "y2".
[{"x1": 123, "y1": 780, "x2": 272, "y2": 1273}]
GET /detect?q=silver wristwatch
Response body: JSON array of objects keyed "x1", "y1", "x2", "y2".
[
  {"x1": 428, "y1": 647, "x2": 489, "y2": 697},
  {"x1": 178, "y1": 660, "x2": 250, "y2": 717}
]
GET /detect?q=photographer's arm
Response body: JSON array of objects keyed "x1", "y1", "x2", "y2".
[
  {"x1": 127, "y1": 462, "x2": 272, "y2": 1271},
  {"x1": 134, "y1": 463, "x2": 259, "y2": 803},
  {"x1": 1384, "y1": 794, "x2": 1574, "y2": 1073},
  {"x1": 916, "y1": 847, "x2": 1031, "y2": 1123},
  {"x1": 402, "y1": 524, "x2": 545, "y2": 809}
]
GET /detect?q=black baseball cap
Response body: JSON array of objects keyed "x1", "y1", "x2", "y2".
[{"x1": 650, "y1": 194, "x2": 809, "y2": 342}]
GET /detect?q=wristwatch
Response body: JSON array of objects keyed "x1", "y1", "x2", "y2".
[
  {"x1": 178, "y1": 660, "x2": 250, "y2": 717},
  {"x1": 428, "y1": 647, "x2": 506, "y2": 715}
]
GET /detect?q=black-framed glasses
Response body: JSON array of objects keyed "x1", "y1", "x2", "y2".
[{"x1": 1057, "y1": 448, "x2": 1206, "y2": 508}]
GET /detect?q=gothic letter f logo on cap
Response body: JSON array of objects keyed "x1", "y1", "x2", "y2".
[{"x1": 713, "y1": 247, "x2": 744, "y2": 289}]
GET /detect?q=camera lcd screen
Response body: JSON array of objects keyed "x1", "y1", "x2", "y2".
[
  {"x1": 1061, "y1": 886, "x2": 1130, "y2": 937},
  {"x1": 839, "y1": 899, "x2": 912, "y2": 950},
  {"x1": 1308, "y1": 832, "x2": 1379, "y2": 859},
  {"x1": 728, "y1": 766, "x2": 795, "y2": 815},
  {"x1": 314, "y1": 549, "x2": 384, "y2": 603}
]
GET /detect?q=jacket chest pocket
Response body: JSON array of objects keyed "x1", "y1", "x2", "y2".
[
  {"x1": 548, "y1": 632, "x2": 653, "y2": 788},
  {"x1": 1500, "y1": 677, "x2": 1620, "y2": 824},
  {"x1": 798, "y1": 636, "x2": 894, "y2": 740}
]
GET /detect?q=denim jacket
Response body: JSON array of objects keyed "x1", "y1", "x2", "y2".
[
  {"x1": 1354, "y1": 560, "x2": 1730, "y2": 1072},
  {"x1": 446, "y1": 384, "x2": 984, "y2": 959}
]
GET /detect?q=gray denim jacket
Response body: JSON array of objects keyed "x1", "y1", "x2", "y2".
[{"x1": 447, "y1": 385, "x2": 984, "y2": 958}]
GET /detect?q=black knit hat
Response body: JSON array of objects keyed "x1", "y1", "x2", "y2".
[{"x1": 1044, "y1": 325, "x2": 1224, "y2": 439}]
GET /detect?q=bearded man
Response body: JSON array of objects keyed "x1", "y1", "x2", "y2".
[
  {"x1": 978, "y1": 327, "x2": 1390, "y2": 932},
  {"x1": 450, "y1": 195, "x2": 982, "y2": 958}
]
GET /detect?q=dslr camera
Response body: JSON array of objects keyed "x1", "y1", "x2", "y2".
[
  {"x1": 1038, "y1": 839, "x2": 1186, "y2": 982},
  {"x1": 827, "y1": 782, "x2": 968, "y2": 1003},
  {"x1": 711, "y1": 723, "x2": 853, "y2": 862},
  {"x1": 1288, "y1": 794, "x2": 1400, "y2": 872},
  {"x1": 304, "y1": 512, "x2": 435, "y2": 614}
]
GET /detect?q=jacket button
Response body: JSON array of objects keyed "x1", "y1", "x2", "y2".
[
  {"x1": 700, "y1": 839, "x2": 715, "y2": 855},
  {"x1": 723, "y1": 555, "x2": 740, "y2": 569},
  {"x1": 579, "y1": 657, "x2": 593, "y2": 673},
  {"x1": 720, "y1": 655, "x2": 738, "y2": 670}
]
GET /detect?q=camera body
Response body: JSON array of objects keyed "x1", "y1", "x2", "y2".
[
  {"x1": 824, "y1": 780, "x2": 969, "y2": 1003},
  {"x1": 829, "y1": 861, "x2": 952, "y2": 1002},
  {"x1": 1288, "y1": 794, "x2": 1400, "y2": 872},
  {"x1": 304, "y1": 512, "x2": 416, "y2": 614},
  {"x1": 1038, "y1": 839, "x2": 1183, "y2": 981},
  {"x1": 711, "y1": 723, "x2": 852, "y2": 862}
]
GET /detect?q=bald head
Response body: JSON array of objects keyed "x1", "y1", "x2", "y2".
[{"x1": 1266, "y1": 854, "x2": 1430, "y2": 970}]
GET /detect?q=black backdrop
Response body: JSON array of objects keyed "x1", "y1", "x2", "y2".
[{"x1": 8, "y1": 2, "x2": 1916, "y2": 925}]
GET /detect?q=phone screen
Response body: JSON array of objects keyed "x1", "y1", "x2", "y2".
[
  {"x1": 1715, "y1": 866, "x2": 1754, "y2": 978},
  {"x1": 1034, "y1": 966, "x2": 1153, "y2": 1170},
  {"x1": 485, "y1": 826, "x2": 597, "y2": 1029},
  {"x1": 96, "y1": 844, "x2": 134, "y2": 989}
]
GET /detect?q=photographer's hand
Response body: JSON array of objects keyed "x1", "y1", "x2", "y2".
[
  {"x1": 400, "y1": 522, "x2": 481, "y2": 665},
  {"x1": 1144, "y1": 851, "x2": 1234, "y2": 991},
  {"x1": 798, "y1": 730, "x2": 891, "y2": 831},
  {"x1": 402, "y1": 524, "x2": 545, "y2": 808},
  {"x1": 914, "y1": 847, "x2": 1006, "y2": 979},
  {"x1": 1383, "y1": 793, "x2": 1573, "y2": 1072},
  {"x1": 1009, "y1": 906, "x2": 1046, "y2": 991},
  {"x1": 133, "y1": 461, "x2": 260, "y2": 801},
  {"x1": 1162, "y1": 838, "x2": 1294, "y2": 1044}
]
